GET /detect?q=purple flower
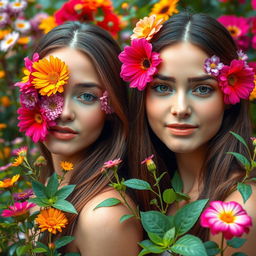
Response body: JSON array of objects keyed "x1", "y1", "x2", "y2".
[
  {"x1": 204, "y1": 55, "x2": 224, "y2": 76},
  {"x1": 100, "y1": 91, "x2": 113, "y2": 114},
  {"x1": 0, "y1": 12, "x2": 9, "y2": 28},
  {"x1": 0, "y1": 0, "x2": 9, "y2": 12},
  {"x1": 8, "y1": 0, "x2": 27, "y2": 14},
  {"x1": 237, "y1": 49, "x2": 248, "y2": 61},
  {"x1": 13, "y1": 189, "x2": 33, "y2": 201},
  {"x1": 20, "y1": 89, "x2": 39, "y2": 109}
]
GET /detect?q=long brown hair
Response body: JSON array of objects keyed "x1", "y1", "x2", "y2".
[
  {"x1": 129, "y1": 12, "x2": 254, "y2": 241},
  {"x1": 34, "y1": 22, "x2": 128, "y2": 237}
]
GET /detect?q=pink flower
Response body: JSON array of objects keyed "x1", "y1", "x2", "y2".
[
  {"x1": 20, "y1": 89, "x2": 39, "y2": 109},
  {"x1": 200, "y1": 201, "x2": 252, "y2": 240},
  {"x1": 13, "y1": 189, "x2": 33, "y2": 201},
  {"x1": 252, "y1": 0, "x2": 256, "y2": 9},
  {"x1": 141, "y1": 154, "x2": 154, "y2": 165},
  {"x1": 99, "y1": 91, "x2": 113, "y2": 114},
  {"x1": 204, "y1": 55, "x2": 224, "y2": 76},
  {"x1": 0, "y1": 163, "x2": 12, "y2": 172},
  {"x1": 17, "y1": 106, "x2": 55, "y2": 142},
  {"x1": 119, "y1": 38, "x2": 162, "y2": 91},
  {"x1": 12, "y1": 146, "x2": 28, "y2": 156},
  {"x1": 101, "y1": 159, "x2": 122, "y2": 172},
  {"x1": 237, "y1": 50, "x2": 248, "y2": 61},
  {"x1": 1, "y1": 201, "x2": 35, "y2": 218},
  {"x1": 252, "y1": 35, "x2": 256, "y2": 49},
  {"x1": 218, "y1": 59, "x2": 255, "y2": 104}
]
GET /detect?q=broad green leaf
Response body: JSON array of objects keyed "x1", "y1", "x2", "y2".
[
  {"x1": 32, "y1": 248, "x2": 48, "y2": 253},
  {"x1": 140, "y1": 211, "x2": 172, "y2": 237},
  {"x1": 28, "y1": 198, "x2": 49, "y2": 207},
  {"x1": 204, "y1": 241, "x2": 221, "y2": 256},
  {"x1": 230, "y1": 131, "x2": 248, "y2": 149},
  {"x1": 175, "y1": 192, "x2": 190, "y2": 202},
  {"x1": 55, "y1": 236, "x2": 75, "y2": 249},
  {"x1": 250, "y1": 177, "x2": 256, "y2": 182},
  {"x1": 237, "y1": 183, "x2": 252, "y2": 204},
  {"x1": 163, "y1": 227, "x2": 175, "y2": 247},
  {"x1": 138, "y1": 248, "x2": 152, "y2": 256},
  {"x1": 232, "y1": 253, "x2": 247, "y2": 256},
  {"x1": 227, "y1": 237, "x2": 247, "y2": 249},
  {"x1": 46, "y1": 173, "x2": 59, "y2": 197},
  {"x1": 53, "y1": 199, "x2": 78, "y2": 214},
  {"x1": 171, "y1": 171, "x2": 183, "y2": 192},
  {"x1": 120, "y1": 214, "x2": 134, "y2": 223},
  {"x1": 138, "y1": 240, "x2": 165, "y2": 254},
  {"x1": 171, "y1": 234, "x2": 207, "y2": 256},
  {"x1": 55, "y1": 185, "x2": 76, "y2": 200},
  {"x1": 163, "y1": 188, "x2": 176, "y2": 204},
  {"x1": 16, "y1": 245, "x2": 30, "y2": 256},
  {"x1": 123, "y1": 179, "x2": 152, "y2": 190},
  {"x1": 94, "y1": 198, "x2": 121, "y2": 210},
  {"x1": 36, "y1": 242, "x2": 49, "y2": 250},
  {"x1": 31, "y1": 180, "x2": 48, "y2": 198},
  {"x1": 174, "y1": 199, "x2": 208, "y2": 236},
  {"x1": 227, "y1": 152, "x2": 250, "y2": 169},
  {"x1": 148, "y1": 232, "x2": 163, "y2": 246}
]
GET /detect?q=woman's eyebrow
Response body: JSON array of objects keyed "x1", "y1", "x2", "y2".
[
  {"x1": 155, "y1": 74, "x2": 175, "y2": 82},
  {"x1": 74, "y1": 82, "x2": 102, "y2": 89},
  {"x1": 188, "y1": 75, "x2": 217, "y2": 83}
]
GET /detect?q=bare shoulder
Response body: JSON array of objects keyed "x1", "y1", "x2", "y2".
[{"x1": 74, "y1": 189, "x2": 143, "y2": 256}]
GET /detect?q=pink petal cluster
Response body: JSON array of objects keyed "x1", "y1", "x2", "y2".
[
  {"x1": 204, "y1": 55, "x2": 224, "y2": 76},
  {"x1": 99, "y1": 91, "x2": 113, "y2": 114},
  {"x1": 13, "y1": 189, "x2": 34, "y2": 201},
  {"x1": 102, "y1": 158, "x2": 122, "y2": 170},
  {"x1": 200, "y1": 201, "x2": 252, "y2": 240},
  {"x1": 218, "y1": 59, "x2": 255, "y2": 104},
  {"x1": 119, "y1": 38, "x2": 162, "y2": 91},
  {"x1": 1, "y1": 201, "x2": 36, "y2": 218},
  {"x1": 252, "y1": 0, "x2": 256, "y2": 9}
]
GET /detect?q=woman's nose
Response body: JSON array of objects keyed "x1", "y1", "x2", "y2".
[
  {"x1": 170, "y1": 92, "x2": 191, "y2": 119},
  {"x1": 59, "y1": 98, "x2": 75, "y2": 122}
]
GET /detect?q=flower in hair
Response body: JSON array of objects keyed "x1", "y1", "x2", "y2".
[
  {"x1": 131, "y1": 15, "x2": 164, "y2": 41},
  {"x1": 20, "y1": 89, "x2": 39, "y2": 109},
  {"x1": 119, "y1": 38, "x2": 162, "y2": 91},
  {"x1": 218, "y1": 59, "x2": 255, "y2": 104},
  {"x1": 204, "y1": 55, "x2": 224, "y2": 76},
  {"x1": 237, "y1": 49, "x2": 248, "y2": 61},
  {"x1": 100, "y1": 91, "x2": 113, "y2": 114}
]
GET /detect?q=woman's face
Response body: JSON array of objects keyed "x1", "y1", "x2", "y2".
[
  {"x1": 146, "y1": 42, "x2": 225, "y2": 154},
  {"x1": 43, "y1": 47, "x2": 105, "y2": 158}
]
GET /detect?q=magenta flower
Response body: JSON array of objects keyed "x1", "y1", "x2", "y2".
[
  {"x1": 1, "y1": 201, "x2": 35, "y2": 218},
  {"x1": 119, "y1": 38, "x2": 162, "y2": 91},
  {"x1": 100, "y1": 91, "x2": 113, "y2": 114},
  {"x1": 0, "y1": 163, "x2": 12, "y2": 172},
  {"x1": 141, "y1": 154, "x2": 154, "y2": 165},
  {"x1": 200, "y1": 201, "x2": 252, "y2": 240},
  {"x1": 12, "y1": 146, "x2": 28, "y2": 156},
  {"x1": 20, "y1": 89, "x2": 39, "y2": 109},
  {"x1": 218, "y1": 59, "x2": 255, "y2": 104},
  {"x1": 204, "y1": 55, "x2": 224, "y2": 76},
  {"x1": 252, "y1": 0, "x2": 256, "y2": 9},
  {"x1": 101, "y1": 159, "x2": 122, "y2": 172},
  {"x1": 252, "y1": 35, "x2": 256, "y2": 49},
  {"x1": 0, "y1": 13, "x2": 9, "y2": 27},
  {"x1": 13, "y1": 189, "x2": 33, "y2": 201}
]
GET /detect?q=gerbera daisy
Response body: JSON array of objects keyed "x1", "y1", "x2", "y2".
[
  {"x1": 131, "y1": 15, "x2": 164, "y2": 41},
  {"x1": 200, "y1": 201, "x2": 252, "y2": 240},
  {"x1": 60, "y1": 161, "x2": 74, "y2": 171},
  {"x1": 12, "y1": 155, "x2": 24, "y2": 167},
  {"x1": 150, "y1": 0, "x2": 179, "y2": 21},
  {"x1": 248, "y1": 62, "x2": 256, "y2": 100},
  {"x1": 0, "y1": 174, "x2": 20, "y2": 189},
  {"x1": 1, "y1": 201, "x2": 35, "y2": 217},
  {"x1": 14, "y1": 19, "x2": 31, "y2": 33},
  {"x1": 35, "y1": 208, "x2": 68, "y2": 234},
  {"x1": 119, "y1": 38, "x2": 162, "y2": 90},
  {"x1": 8, "y1": 0, "x2": 27, "y2": 14},
  {"x1": 13, "y1": 189, "x2": 33, "y2": 201},
  {"x1": 17, "y1": 106, "x2": 55, "y2": 142},
  {"x1": 0, "y1": 31, "x2": 19, "y2": 52},
  {"x1": 38, "y1": 16, "x2": 57, "y2": 34},
  {"x1": 218, "y1": 59, "x2": 255, "y2": 104},
  {"x1": 252, "y1": 0, "x2": 256, "y2": 9},
  {"x1": 13, "y1": 146, "x2": 28, "y2": 156},
  {"x1": 32, "y1": 55, "x2": 69, "y2": 96}
]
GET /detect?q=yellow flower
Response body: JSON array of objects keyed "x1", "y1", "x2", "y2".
[
  {"x1": 131, "y1": 15, "x2": 164, "y2": 41},
  {"x1": 0, "y1": 29, "x2": 11, "y2": 40},
  {"x1": 150, "y1": 0, "x2": 179, "y2": 21},
  {"x1": 32, "y1": 55, "x2": 69, "y2": 96},
  {"x1": 12, "y1": 156, "x2": 24, "y2": 167},
  {"x1": 35, "y1": 208, "x2": 68, "y2": 234},
  {"x1": 0, "y1": 96, "x2": 11, "y2": 107},
  {"x1": 60, "y1": 161, "x2": 74, "y2": 171},
  {"x1": 39, "y1": 16, "x2": 57, "y2": 34},
  {"x1": 0, "y1": 174, "x2": 20, "y2": 188},
  {"x1": 0, "y1": 70, "x2": 5, "y2": 79},
  {"x1": 0, "y1": 123, "x2": 7, "y2": 129}
]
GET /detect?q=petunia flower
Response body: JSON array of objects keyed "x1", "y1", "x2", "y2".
[
  {"x1": 0, "y1": 31, "x2": 19, "y2": 52},
  {"x1": 218, "y1": 59, "x2": 255, "y2": 104},
  {"x1": 204, "y1": 55, "x2": 224, "y2": 76},
  {"x1": 200, "y1": 201, "x2": 252, "y2": 240},
  {"x1": 119, "y1": 38, "x2": 162, "y2": 91},
  {"x1": 1, "y1": 201, "x2": 35, "y2": 217},
  {"x1": 0, "y1": 174, "x2": 20, "y2": 188}
]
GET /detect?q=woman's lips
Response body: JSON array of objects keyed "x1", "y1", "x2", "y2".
[
  {"x1": 49, "y1": 126, "x2": 78, "y2": 140},
  {"x1": 166, "y1": 123, "x2": 198, "y2": 136}
]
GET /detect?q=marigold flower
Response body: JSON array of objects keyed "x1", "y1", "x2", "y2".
[
  {"x1": 1, "y1": 201, "x2": 35, "y2": 217},
  {"x1": 119, "y1": 38, "x2": 162, "y2": 91},
  {"x1": 0, "y1": 174, "x2": 20, "y2": 188},
  {"x1": 131, "y1": 15, "x2": 164, "y2": 41},
  {"x1": 35, "y1": 208, "x2": 68, "y2": 234},
  {"x1": 38, "y1": 16, "x2": 57, "y2": 34},
  {"x1": 17, "y1": 36, "x2": 30, "y2": 45},
  {"x1": 12, "y1": 155, "x2": 24, "y2": 167},
  {"x1": 32, "y1": 55, "x2": 69, "y2": 96},
  {"x1": 200, "y1": 201, "x2": 252, "y2": 240},
  {"x1": 60, "y1": 161, "x2": 74, "y2": 171}
]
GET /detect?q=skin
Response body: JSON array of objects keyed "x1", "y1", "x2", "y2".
[{"x1": 146, "y1": 42, "x2": 256, "y2": 254}]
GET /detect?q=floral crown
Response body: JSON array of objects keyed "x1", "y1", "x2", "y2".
[{"x1": 119, "y1": 15, "x2": 255, "y2": 104}]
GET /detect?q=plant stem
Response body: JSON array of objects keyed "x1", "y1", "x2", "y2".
[{"x1": 220, "y1": 234, "x2": 225, "y2": 256}]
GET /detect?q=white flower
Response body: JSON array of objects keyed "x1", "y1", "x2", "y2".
[
  {"x1": 0, "y1": 31, "x2": 19, "y2": 52},
  {"x1": 0, "y1": 0, "x2": 9, "y2": 12},
  {"x1": 14, "y1": 19, "x2": 31, "y2": 33},
  {"x1": 8, "y1": 0, "x2": 27, "y2": 14}
]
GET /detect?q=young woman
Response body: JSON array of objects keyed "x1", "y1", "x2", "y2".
[
  {"x1": 18, "y1": 21, "x2": 142, "y2": 255},
  {"x1": 126, "y1": 13, "x2": 256, "y2": 255}
]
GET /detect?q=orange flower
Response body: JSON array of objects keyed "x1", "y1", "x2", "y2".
[
  {"x1": 39, "y1": 16, "x2": 57, "y2": 34},
  {"x1": 0, "y1": 123, "x2": 7, "y2": 129},
  {"x1": 12, "y1": 156, "x2": 24, "y2": 167},
  {"x1": 0, "y1": 96, "x2": 10, "y2": 107},
  {"x1": 0, "y1": 174, "x2": 20, "y2": 188},
  {"x1": 60, "y1": 161, "x2": 74, "y2": 171},
  {"x1": 0, "y1": 146, "x2": 11, "y2": 159},
  {"x1": 150, "y1": 0, "x2": 179, "y2": 21},
  {"x1": 35, "y1": 208, "x2": 68, "y2": 234},
  {"x1": 131, "y1": 15, "x2": 164, "y2": 41},
  {"x1": 0, "y1": 70, "x2": 5, "y2": 79},
  {"x1": 0, "y1": 29, "x2": 11, "y2": 40},
  {"x1": 17, "y1": 36, "x2": 30, "y2": 45},
  {"x1": 32, "y1": 55, "x2": 69, "y2": 96},
  {"x1": 250, "y1": 84, "x2": 256, "y2": 100}
]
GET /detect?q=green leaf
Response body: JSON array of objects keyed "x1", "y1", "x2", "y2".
[
  {"x1": 171, "y1": 171, "x2": 183, "y2": 192},
  {"x1": 171, "y1": 234, "x2": 207, "y2": 256},
  {"x1": 119, "y1": 214, "x2": 134, "y2": 223},
  {"x1": 230, "y1": 131, "x2": 248, "y2": 149},
  {"x1": 123, "y1": 179, "x2": 152, "y2": 190},
  {"x1": 163, "y1": 188, "x2": 176, "y2": 204},
  {"x1": 250, "y1": 177, "x2": 256, "y2": 182},
  {"x1": 94, "y1": 198, "x2": 121, "y2": 210},
  {"x1": 237, "y1": 183, "x2": 252, "y2": 204},
  {"x1": 147, "y1": 232, "x2": 163, "y2": 246},
  {"x1": 32, "y1": 248, "x2": 48, "y2": 253},
  {"x1": 46, "y1": 173, "x2": 59, "y2": 197},
  {"x1": 227, "y1": 152, "x2": 250, "y2": 169},
  {"x1": 53, "y1": 199, "x2": 78, "y2": 214},
  {"x1": 175, "y1": 192, "x2": 190, "y2": 202},
  {"x1": 138, "y1": 248, "x2": 152, "y2": 256},
  {"x1": 28, "y1": 198, "x2": 49, "y2": 207},
  {"x1": 138, "y1": 240, "x2": 165, "y2": 254},
  {"x1": 227, "y1": 237, "x2": 247, "y2": 249},
  {"x1": 16, "y1": 245, "x2": 30, "y2": 256},
  {"x1": 55, "y1": 185, "x2": 76, "y2": 200},
  {"x1": 204, "y1": 241, "x2": 221, "y2": 256},
  {"x1": 163, "y1": 227, "x2": 175, "y2": 247},
  {"x1": 31, "y1": 180, "x2": 48, "y2": 198},
  {"x1": 140, "y1": 211, "x2": 172, "y2": 237},
  {"x1": 36, "y1": 242, "x2": 49, "y2": 251},
  {"x1": 156, "y1": 172, "x2": 167, "y2": 183},
  {"x1": 174, "y1": 199, "x2": 208, "y2": 236},
  {"x1": 232, "y1": 253, "x2": 247, "y2": 256},
  {"x1": 55, "y1": 236, "x2": 75, "y2": 249}
]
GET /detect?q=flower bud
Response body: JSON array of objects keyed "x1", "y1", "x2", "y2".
[{"x1": 33, "y1": 155, "x2": 47, "y2": 167}]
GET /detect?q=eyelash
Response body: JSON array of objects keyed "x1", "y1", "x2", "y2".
[
  {"x1": 151, "y1": 83, "x2": 173, "y2": 94},
  {"x1": 192, "y1": 85, "x2": 214, "y2": 96},
  {"x1": 75, "y1": 92, "x2": 98, "y2": 104}
]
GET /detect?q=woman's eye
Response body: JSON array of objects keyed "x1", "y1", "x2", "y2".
[
  {"x1": 152, "y1": 84, "x2": 173, "y2": 94},
  {"x1": 193, "y1": 85, "x2": 213, "y2": 96},
  {"x1": 76, "y1": 92, "x2": 97, "y2": 103}
]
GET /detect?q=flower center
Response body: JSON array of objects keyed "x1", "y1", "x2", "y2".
[
  {"x1": 34, "y1": 113, "x2": 43, "y2": 124},
  {"x1": 48, "y1": 72, "x2": 60, "y2": 84},
  {"x1": 6, "y1": 38, "x2": 14, "y2": 45},
  {"x1": 14, "y1": 3, "x2": 22, "y2": 7},
  {"x1": 17, "y1": 23, "x2": 25, "y2": 29},
  {"x1": 47, "y1": 218, "x2": 57, "y2": 226},
  {"x1": 219, "y1": 212, "x2": 235, "y2": 223},
  {"x1": 227, "y1": 26, "x2": 240, "y2": 38},
  {"x1": 3, "y1": 178, "x2": 11, "y2": 186},
  {"x1": 228, "y1": 74, "x2": 237, "y2": 86},
  {"x1": 141, "y1": 58, "x2": 151, "y2": 69},
  {"x1": 160, "y1": 5, "x2": 169, "y2": 14},
  {"x1": 210, "y1": 63, "x2": 216, "y2": 69}
]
